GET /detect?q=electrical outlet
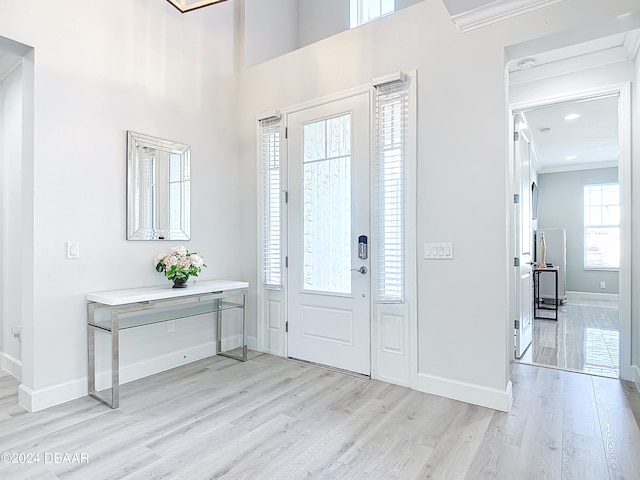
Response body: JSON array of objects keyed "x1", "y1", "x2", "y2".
[
  {"x1": 66, "y1": 241, "x2": 80, "y2": 259},
  {"x1": 167, "y1": 320, "x2": 175, "y2": 332},
  {"x1": 600, "y1": 281, "x2": 606, "y2": 289}
]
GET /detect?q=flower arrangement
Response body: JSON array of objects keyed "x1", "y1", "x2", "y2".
[{"x1": 154, "y1": 246, "x2": 206, "y2": 287}]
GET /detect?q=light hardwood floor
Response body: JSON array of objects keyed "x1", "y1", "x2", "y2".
[
  {"x1": 521, "y1": 299, "x2": 620, "y2": 378},
  {"x1": 1, "y1": 353, "x2": 639, "y2": 479}
]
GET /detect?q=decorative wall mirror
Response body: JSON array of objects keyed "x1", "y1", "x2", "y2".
[{"x1": 127, "y1": 131, "x2": 191, "y2": 240}]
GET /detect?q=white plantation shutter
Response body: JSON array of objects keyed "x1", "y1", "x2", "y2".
[
  {"x1": 261, "y1": 116, "x2": 282, "y2": 287},
  {"x1": 374, "y1": 79, "x2": 408, "y2": 302}
]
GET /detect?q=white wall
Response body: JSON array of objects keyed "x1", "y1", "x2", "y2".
[
  {"x1": 246, "y1": 0, "x2": 426, "y2": 66},
  {"x1": 0, "y1": 63, "x2": 23, "y2": 378},
  {"x1": 0, "y1": 0, "x2": 247, "y2": 411},
  {"x1": 238, "y1": 0, "x2": 640, "y2": 409},
  {"x1": 298, "y1": 0, "x2": 349, "y2": 49},
  {"x1": 245, "y1": 0, "x2": 298, "y2": 67},
  {"x1": 1, "y1": 0, "x2": 638, "y2": 412}
]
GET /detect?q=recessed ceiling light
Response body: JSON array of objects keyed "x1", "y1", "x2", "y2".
[
  {"x1": 565, "y1": 155, "x2": 577, "y2": 161},
  {"x1": 564, "y1": 113, "x2": 581, "y2": 121}
]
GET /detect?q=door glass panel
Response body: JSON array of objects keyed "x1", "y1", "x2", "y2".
[{"x1": 302, "y1": 113, "x2": 352, "y2": 293}]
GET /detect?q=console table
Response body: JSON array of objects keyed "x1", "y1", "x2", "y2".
[
  {"x1": 87, "y1": 279, "x2": 248, "y2": 408},
  {"x1": 533, "y1": 267, "x2": 558, "y2": 321}
]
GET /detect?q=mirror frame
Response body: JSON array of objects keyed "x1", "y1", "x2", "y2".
[{"x1": 126, "y1": 131, "x2": 191, "y2": 241}]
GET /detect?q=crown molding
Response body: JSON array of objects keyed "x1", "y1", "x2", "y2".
[{"x1": 451, "y1": 0, "x2": 569, "y2": 33}]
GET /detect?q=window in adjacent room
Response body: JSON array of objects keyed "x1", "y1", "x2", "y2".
[
  {"x1": 584, "y1": 183, "x2": 620, "y2": 270},
  {"x1": 350, "y1": 0, "x2": 395, "y2": 28}
]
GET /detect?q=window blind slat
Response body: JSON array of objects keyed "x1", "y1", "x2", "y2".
[
  {"x1": 261, "y1": 119, "x2": 282, "y2": 287},
  {"x1": 374, "y1": 82, "x2": 408, "y2": 303}
]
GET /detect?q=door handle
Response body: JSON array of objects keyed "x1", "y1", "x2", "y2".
[{"x1": 351, "y1": 266, "x2": 368, "y2": 274}]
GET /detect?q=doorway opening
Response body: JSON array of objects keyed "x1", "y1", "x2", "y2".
[
  {"x1": 510, "y1": 80, "x2": 632, "y2": 380},
  {"x1": 506, "y1": 21, "x2": 639, "y2": 383},
  {"x1": 515, "y1": 95, "x2": 623, "y2": 379}
]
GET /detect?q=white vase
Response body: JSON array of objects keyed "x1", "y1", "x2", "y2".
[{"x1": 539, "y1": 232, "x2": 547, "y2": 267}]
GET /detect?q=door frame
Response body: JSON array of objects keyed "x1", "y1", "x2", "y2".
[
  {"x1": 256, "y1": 76, "x2": 418, "y2": 387},
  {"x1": 508, "y1": 82, "x2": 632, "y2": 381},
  {"x1": 285, "y1": 92, "x2": 373, "y2": 375},
  {"x1": 512, "y1": 112, "x2": 533, "y2": 359}
]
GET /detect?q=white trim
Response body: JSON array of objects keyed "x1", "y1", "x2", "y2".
[
  {"x1": 0, "y1": 352, "x2": 21, "y2": 379},
  {"x1": 405, "y1": 72, "x2": 418, "y2": 389},
  {"x1": 565, "y1": 291, "x2": 619, "y2": 303},
  {"x1": 256, "y1": 114, "x2": 286, "y2": 356},
  {"x1": 537, "y1": 160, "x2": 618, "y2": 175},
  {"x1": 451, "y1": 0, "x2": 568, "y2": 33},
  {"x1": 19, "y1": 342, "x2": 217, "y2": 412},
  {"x1": 509, "y1": 82, "x2": 632, "y2": 382},
  {"x1": 633, "y1": 365, "x2": 640, "y2": 394},
  {"x1": 616, "y1": 82, "x2": 632, "y2": 381},
  {"x1": 417, "y1": 373, "x2": 513, "y2": 412},
  {"x1": 509, "y1": 49, "x2": 635, "y2": 87},
  {"x1": 279, "y1": 83, "x2": 373, "y2": 118},
  {"x1": 19, "y1": 379, "x2": 85, "y2": 413}
]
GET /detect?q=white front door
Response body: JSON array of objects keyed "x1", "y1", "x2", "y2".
[
  {"x1": 287, "y1": 93, "x2": 371, "y2": 375},
  {"x1": 514, "y1": 113, "x2": 533, "y2": 359}
]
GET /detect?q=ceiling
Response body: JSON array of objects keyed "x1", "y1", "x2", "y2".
[
  {"x1": 511, "y1": 29, "x2": 640, "y2": 174},
  {"x1": 521, "y1": 95, "x2": 619, "y2": 173}
]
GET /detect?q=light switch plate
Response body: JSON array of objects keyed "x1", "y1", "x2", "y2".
[{"x1": 424, "y1": 242, "x2": 453, "y2": 260}]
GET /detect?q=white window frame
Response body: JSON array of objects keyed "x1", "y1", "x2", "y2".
[
  {"x1": 259, "y1": 116, "x2": 283, "y2": 288},
  {"x1": 373, "y1": 78, "x2": 408, "y2": 303},
  {"x1": 350, "y1": 0, "x2": 395, "y2": 28},
  {"x1": 257, "y1": 111, "x2": 287, "y2": 356},
  {"x1": 583, "y1": 182, "x2": 620, "y2": 271}
]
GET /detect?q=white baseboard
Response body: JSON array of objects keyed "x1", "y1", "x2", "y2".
[
  {"x1": 417, "y1": 373, "x2": 513, "y2": 412},
  {"x1": 247, "y1": 335, "x2": 258, "y2": 351},
  {"x1": 95, "y1": 342, "x2": 217, "y2": 391},
  {"x1": 0, "y1": 352, "x2": 22, "y2": 380},
  {"x1": 634, "y1": 365, "x2": 640, "y2": 394},
  {"x1": 566, "y1": 291, "x2": 619, "y2": 303},
  {"x1": 20, "y1": 342, "x2": 221, "y2": 412},
  {"x1": 19, "y1": 378, "x2": 87, "y2": 413}
]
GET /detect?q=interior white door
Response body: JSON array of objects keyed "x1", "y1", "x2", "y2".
[
  {"x1": 287, "y1": 93, "x2": 371, "y2": 375},
  {"x1": 514, "y1": 113, "x2": 533, "y2": 359}
]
